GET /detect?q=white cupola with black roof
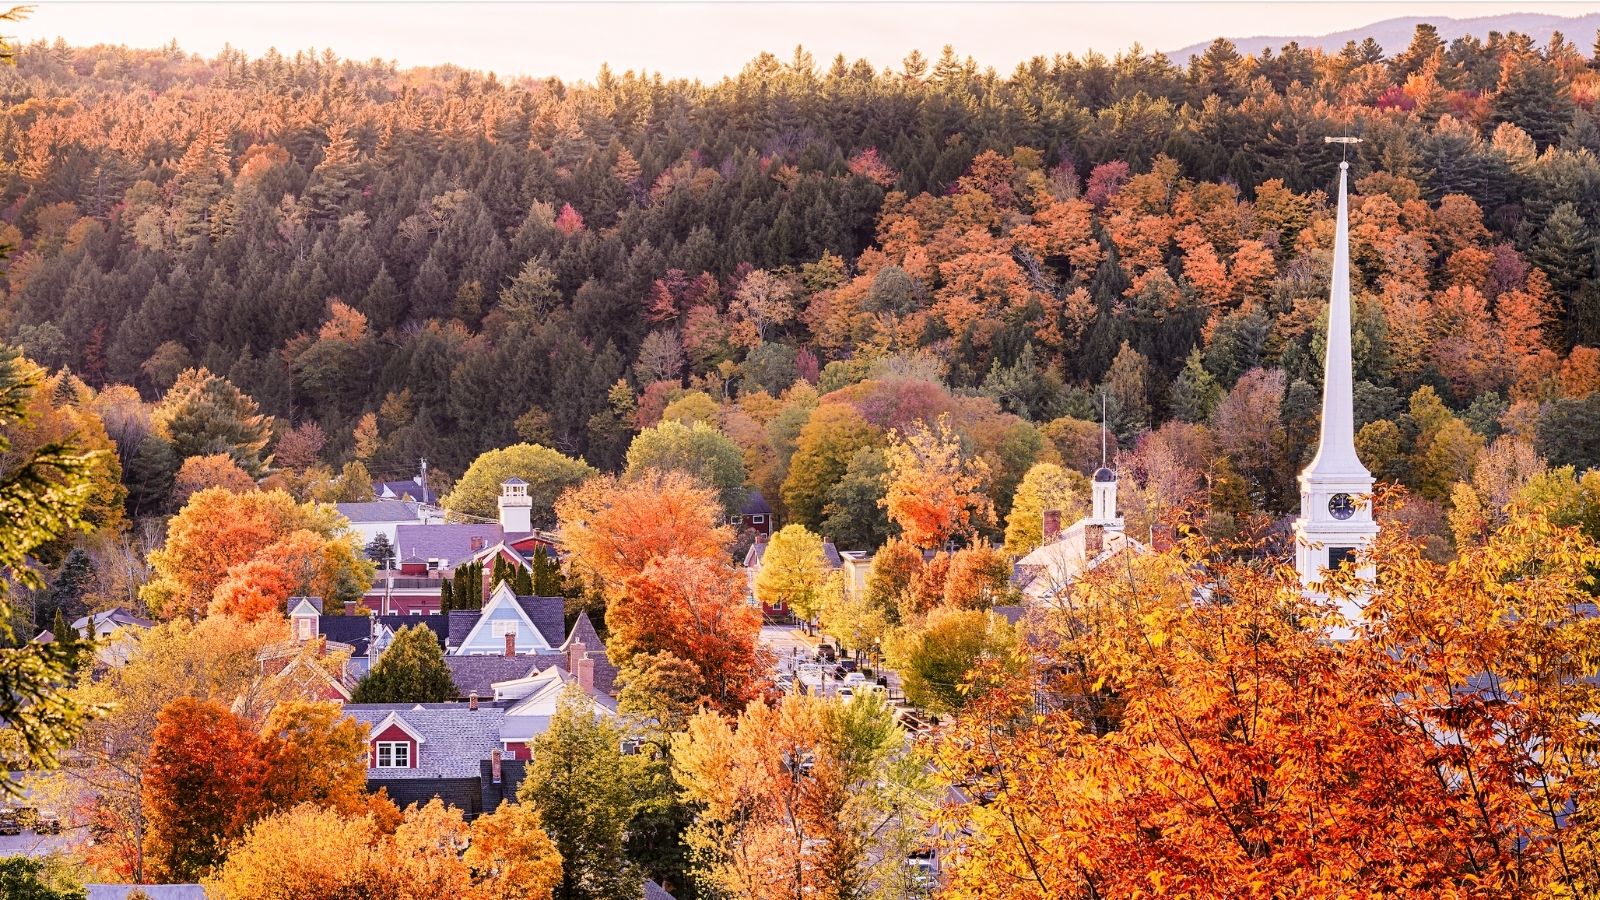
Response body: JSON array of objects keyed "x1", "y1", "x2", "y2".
[
  {"x1": 498, "y1": 478, "x2": 532, "y2": 533},
  {"x1": 1294, "y1": 158, "x2": 1379, "y2": 631}
]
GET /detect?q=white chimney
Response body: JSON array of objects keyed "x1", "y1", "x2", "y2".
[{"x1": 498, "y1": 478, "x2": 532, "y2": 533}]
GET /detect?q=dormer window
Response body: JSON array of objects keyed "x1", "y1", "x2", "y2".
[
  {"x1": 375, "y1": 741, "x2": 411, "y2": 768},
  {"x1": 428, "y1": 558, "x2": 443, "y2": 571},
  {"x1": 295, "y1": 617, "x2": 314, "y2": 641},
  {"x1": 470, "y1": 537, "x2": 487, "y2": 552}
]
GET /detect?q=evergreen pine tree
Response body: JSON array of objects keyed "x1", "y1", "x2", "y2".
[
  {"x1": 440, "y1": 579, "x2": 454, "y2": 613},
  {"x1": 42, "y1": 549, "x2": 94, "y2": 628},
  {"x1": 1530, "y1": 203, "x2": 1600, "y2": 347},
  {"x1": 513, "y1": 565, "x2": 534, "y2": 596},
  {"x1": 1170, "y1": 349, "x2": 1224, "y2": 423},
  {"x1": 364, "y1": 533, "x2": 395, "y2": 569},
  {"x1": 351, "y1": 624, "x2": 456, "y2": 703},
  {"x1": 531, "y1": 546, "x2": 562, "y2": 596}
]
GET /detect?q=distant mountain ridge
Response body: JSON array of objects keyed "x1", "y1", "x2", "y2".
[{"x1": 1166, "y1": 12, "x2": 1600, "y2": 64}]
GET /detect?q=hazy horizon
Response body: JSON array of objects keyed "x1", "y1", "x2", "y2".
[{"x1": 24, "y1": 1, "x2": 1598, "y2": 84}]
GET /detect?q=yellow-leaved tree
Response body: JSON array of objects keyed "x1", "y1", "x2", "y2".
[{"x1": 881, "y1": 414, "x2": 994, "y2": 549}]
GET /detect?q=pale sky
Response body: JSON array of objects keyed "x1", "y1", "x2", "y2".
[{"x1": 23, "y1": 1, "x2": 1597, "y2": 84}]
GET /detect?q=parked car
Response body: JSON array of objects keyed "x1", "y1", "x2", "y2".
[
  {"x1": 0, "y1": 809, "x2": 20, "y2": 836},
  {"x1": 836, "y1": 657, "x2": 859, "y2": 673},
  {"x1": 842, "y1": 671, "x2": 866, "y2": 686},
  {"x1": 816, "y1": 644, "x2": 837, "y2": 663},
  {"x1": 34, "y1": 810, "x2": 60, "y2": 834},
  {"x1": 837, "y1": 686, "x2": 855, "y2": 703}
]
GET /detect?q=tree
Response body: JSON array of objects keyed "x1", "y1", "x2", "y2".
[
  {"x1": 351, "y1": 623, "x2": 456, "y2": 703},
  {"x1": 173, "y1": 452, "x2": 255, "y2": 502},
  {"x1": 1003, "y1": 463, "x2": 1090, "y2": 556},
  {"x1": 612, "y1": 553, "x2": 767, "y2": 715},
  {"x1": 672, "y1": 692, "x2": 916, "y2": 900},
  {"x1": 364, "y1": 533, "x2": 395, "y2": 568},
  {"x1": 624, "y1": 419, "x2": 747, "y2": 516},
  {"x1": 520, "y1": 689, "x2": 641, "y2": 900},
  {"x1": 463, "y1": 801, "x2": 563, "y2": 900},
  {"x1": 884, "y1": 607, "x2": 1017, "y2": 713},
  {"x1": 881, "y1": 414, "x2": 995, "y2": 549},
  {"x1": 445, "y1": 443, "x2": 597, "y2": 526},
  {"x1": 151, "y1": 368, "x2": 274, "y2": 476},
  {"x1": 0, "y1": 857, "x2": 85, "y2": 900},
  {"x1": 142, "y1": 698, "x2": 269, "y2": 882},
  {"x1": 754, "y1": 524, "x2": 828, "y2": 621},
  {"x1": 936, "y1": 511, "x2": 1600, "y2": 898},
  {"x1": 258, "y1": 700, "x2": 370, "y2": 816},
  {"x1": 820, "y1": 447, "x2": 893, "y2": 550},
  {"x1": 205, "y1": 801, "x2": 383, "y2": 900},
  {"x1": 39, "y1": 548, "x2": 94, "y2": 632},
  {"x1": 556, "y1": 472, "x2": 731, "y2": 599},
  {"x1": 943, "y1": 542, "x2": 1014, "y2": 609},
  {"x1": 1169, "y1": 348, "x2": 1223, "y2": 423},
  {"x1": 0, "y1": 347, "x2": 101, "y2": 792},
  {"x1": 782, "y1": 404, "x2": 884, "y2": 529}
]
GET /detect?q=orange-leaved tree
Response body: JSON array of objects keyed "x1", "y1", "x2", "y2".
[
  {"x1": 556, "y1": 471, "x2": 731, "y2": 600},
  {"x1": 934, "y1": 505, "x2": 1600, "y2": 898},
  {"x1": 881, "y1": 414, "x2": 994, "y2": 549},
  {"x1": 612, "y1": 552, "x2": 767, "y2": 715},
  {"x1": 142, "y1": 487, "x2": 370, "y2": 620}
]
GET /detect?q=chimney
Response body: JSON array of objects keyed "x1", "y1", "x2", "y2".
[
  {"x1": 504, "y1": 632, "x2": 516, "y2": 657},
  {"x1": 1085, "y1": 523, "x2": 1105, "y2": 557},
  {"x1": 1042, "y1": 509, "x2": 1062, "y2": 545},
  {"x1": 343, "y1": 600, "x2": 356, "y2": 616},
  {"x1": 491, "y1": 749, "x2": 503, "y2": 784},
  {"x1": 577, "y1": 655, "x2": 595, "y2": 693},
  {"x1": 469, "y1": 692, "x2": 479, "y2": 711},
  {"x1": 568, "y1": 640, "x2": 586, "y2": 675}
]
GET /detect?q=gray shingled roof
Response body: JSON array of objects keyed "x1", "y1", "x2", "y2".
[
  {"x1": 741, "y1": 490, "x2": 772, "y2": 516},
  {"x1": 395, "y1": 523, "x2": 505, "y2": 565},
  {"x1": 448, "y1": 609, "x2": 480, "y2": 647},
  {"x1": 72, "y1": 607, "x2": 152, "y2": 632},
  {"x1": 88, "y1": 887, "x2": 209, "y2": 900},
  {"x1": 335, "y1": 499, "x2": 424, "y2": 524},
  {"x1": 563, "y1": 610, "x2": 601, "y2": 651},
  {"x1": 343, "y1": 705, "x2": 506, "y2": 779},
  {"x1": 376, "y1": 478, "x2": 436, "y2": 504},
  {"x1": 446, "y1": 653, "x2": 566, "y2": 697},
  {"x1": 644, "y1": 878, "x2": 677, "y2": 900},
  {"x1": 516, "y1": 595, "x2": 567, "y2": 646}
]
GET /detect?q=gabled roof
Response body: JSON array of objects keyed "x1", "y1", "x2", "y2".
[
  {"x1": 71, "y1": 607, "x2": 152, "y2": 633},
  {"x1": 395, "y1": 523, "x2": 505, "y2": 565},
  {"x1": 335, "y1": 499, "x2": 425, "y2": 524},
  {"x1": 375, "y1": 614, "x2": 448, "y2": 649},
  {"x1": 447, "y1": 610, "x2": 480, "y2": 647},
  {"x1": 446, "y1": 652, "x2": 566, "y2": 697},
  {"x1": 343, "y1": 705, "x2": 506, "y2": 779},
  {"x1": 288, "y1": 596, "x2": 323, "y2": 617},
  {"x1": 741, "y1": 490, "x2": 773, "y2": 516},
  {"x1": 516, "y1": 595, "x2": 567, "y2": 646},
  {"x1": 318, "y1": 615, "x2": 374, "y2": 656},
  {"x1": 375, "y1": 478, "x2": 436, "y2": 504},
  {"x1": 455, "y1": 584, "x2": 556, "y2": 655},
  {"x1": 367, "y1": 710, "x2": 428, "y2": 744},
  {"x1": 563, "y1": 610, "x2": 601, "y2": 652},
  {"x1": 1015, "y1": 520, "x2": 1147, "y2": 602}
]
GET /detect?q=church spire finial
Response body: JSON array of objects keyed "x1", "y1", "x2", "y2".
[{"x1": 1100, "y1": 393, "x2": 1107, "y2": 469}]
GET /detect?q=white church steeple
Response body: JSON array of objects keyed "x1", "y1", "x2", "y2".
[
  {"x1": 1294, "y1": 155, "x2": 1378, "y2": 631},
  {"x1": 1090, "y1": 395, "x2": 1123, "y2": 531}
]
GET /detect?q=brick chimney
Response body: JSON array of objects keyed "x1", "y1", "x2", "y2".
[
  {"x1": 469, "y1": 691, "x2": 479, "y2": 711},
  {"x1": 504, "y1": 632, "x2": 516, "y2": 657},
  {"x1": 577, "y1": 655, "x2": 595, "y2": 694},
  {"x1": 1042, "y1": 509, "x2": 1062, "y2": 545},
  {"x1": 490, "y1": 749, "x2": 503, "y2": 784},
  {"x1": 568, "y1": 640, "x2": 586, "y2": 675},
  {"x1": 343, "y1": 600, "x2": 357, "y2": 615}
]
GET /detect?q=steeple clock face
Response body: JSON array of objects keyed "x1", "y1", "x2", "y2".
[{"x1": 1328, "y1": 492, "x2": 1357, "y2": 520}]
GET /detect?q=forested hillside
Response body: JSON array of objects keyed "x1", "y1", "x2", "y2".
[{"x1": 4, "y1": 26, "x2": 1600, "y2": 506}]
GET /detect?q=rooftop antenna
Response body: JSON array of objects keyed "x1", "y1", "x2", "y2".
[{"x1": 1100, "y1": 393, "x2": 1108, "y2": 469}]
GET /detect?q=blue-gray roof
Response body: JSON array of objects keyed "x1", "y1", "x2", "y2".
[
  {"x1": 445, "y1": 654, "x2": 565, "y2": 697},
  {"x1": 88, "y1": 888, "x2": 209, "y2": 900},
  {"x1": 336, "y1": 499, "x2": 424, "y2": 524},
  {"x1": 395, "y1": 523, "x2": 505, "y2": 565},
  {"x1": 343, "y1": 705, "x2": 507, "y2": 779},
  {"x1": 516, "y1": 595, "x2": 567, "y2": 646}
]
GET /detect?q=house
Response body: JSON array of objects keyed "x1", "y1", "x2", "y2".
[
  {"x1": 87, "y1": 887, "x2": 209, "y2": 900},
  {"x1": 343, "y1": 702, "x2": 510, "y2": 817},
  {"x1": 1013, "y1": 466, "x2": 1148, "y2": 606},
  {"x1": 451, "y1": 582, "x2": 565, "y2": 655},
  {"x1": 363, "y1": 480, "x2": 562, "y2": 615},
  {"x1": 257, "y1": 597, "x2": 359, "y2": 703},
  {"x1": 36, "y1": 607, "x2": 154, "y2": 667},
  {"x1": 731, "y1": 489, "x2": 775, "y2": 538},
  {"x1": 375, "y1": 474, "x2": 437, "y2": 505},
  {"x1": 335, "y1": 499, "x2": 440, "y2": 554}
]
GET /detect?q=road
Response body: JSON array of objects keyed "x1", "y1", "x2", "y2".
[{"x1": 761, "y1": 624, "x2": 904, "y2": 701}]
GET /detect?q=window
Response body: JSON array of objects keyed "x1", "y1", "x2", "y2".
[
  {"x1": 730, "y1": 515, "x2": 742, "y2": 525},
  {"x1": 295, "y1": 617, "x2": 313, "y2": 640},
  {"x1": 375, "y1": 741, "x2": 411, "y2": 768},
  {"x1": 428, "y1": 558, "x2": 443, "y2": 571},
  {"x1": 491, "y1": 621, "x2": 518, "y2": 639},
  {"x1": 1328, "y1": 546, "x2": 1357, "y2": 569},
  {"x1": 751, "y1": 515, "x2": 765, "y2": 524}
]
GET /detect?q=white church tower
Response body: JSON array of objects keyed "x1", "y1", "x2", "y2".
[
  {"x1": 1294, "y1": 157, "x2": 1378, "y2": 629},
  {"x1": 1090, "y1": 399, "x2": 1123, "y2": 531}
]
